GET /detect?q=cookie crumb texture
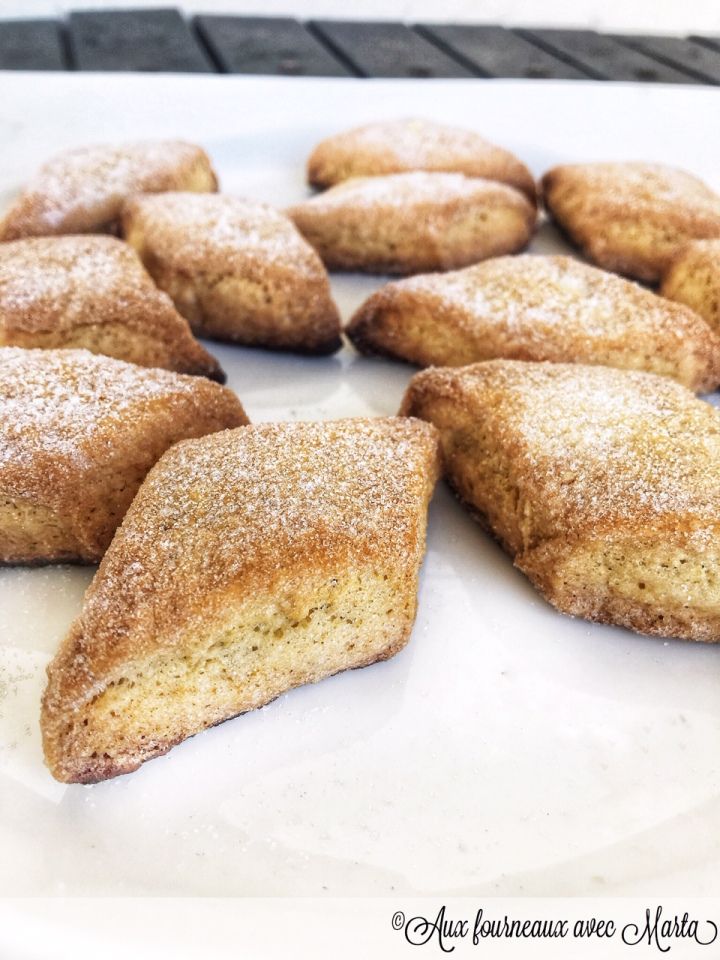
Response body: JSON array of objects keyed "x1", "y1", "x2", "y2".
[
  {"x1": 287, "y1": 172, "x2": 536, "y2": 275},
  {"x1": 41, "y1": 417, "x2": 439, "y2": 783},
  {"x1": 402, "y1": 360, "x2": 720, "y2": 643},
  {"x1": 0, "y1": 140, "x2": 217, "y2": 240},
  {"x1": 0, "y1": 348, "x2": 247, "y2": 564}
]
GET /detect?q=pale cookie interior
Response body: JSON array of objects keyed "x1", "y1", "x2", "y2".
[
  {"x1": 41, "y1": 418, "x2": 439, "y2": 781},
  {"x1": 51, "y1": 566, "x2": 413, "y2": 781}
]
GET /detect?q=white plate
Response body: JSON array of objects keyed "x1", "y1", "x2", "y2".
[{"x1": 2, "y1": 73, "x2": 720, "y2": 902}]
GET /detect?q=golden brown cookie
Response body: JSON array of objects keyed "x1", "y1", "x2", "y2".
[
  {"x1": 122, "y1": 192, "x2": 342, "y2": 354},
  {"x1": 287, "y1": 172, "x2": 536, "y2": 275},
  {"x1": 0, "y1": 140, "x2": 217, "y2": 241},
  {"x1": 348, "y1": 254, "x2": 720, "y2": 392},
  {"x1": 0, "y1": 236, "x2": 224, "y2": 381},
  {"x1": 41, "y1": 417, "x2": 439, "y2": 783},
  {"x1": 401, "y1": 360, "x2": 720, "y2": 643},
  {"x1": 541, "y1": 162, "x2": 720, "y2": 282},
  {"x1": 0, "y1": 348, "x2": 247, "y2": 565},
  {"x1": 661, "y1": 239, "x2": 720, "y2": 335},
  {"x1": 307, "y1": 118, "x2": 536, "y2": 200}
]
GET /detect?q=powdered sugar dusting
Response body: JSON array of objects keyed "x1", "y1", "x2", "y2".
[
  {"x1": 303, "y1": 171, "x2": 521, "y2": 210},
  {"x1": 309, "y1": 118, "x2": 534, "y2": 197},
  {"x1": 125, "y1": 192, "x2": 320, "y2": 272},
  {"x1": 0, "y1": 347, "x2": 212, "y2": 470},
  {"x1": 559, "y1": 162, "x2": 720, "y2": 210},
  {"x1": 40, "y1": 142, "x2": 194, "y2": 228},
  {"x1": 674, "y1": 238, "x2": 720, "y2": 259},
  {"x1": 123, "y1": 418, "x2": 434, "y2": 578},
  {"x1": 445, "y1": 361, "x2": 720, "y2": 527},
  {"x1": 402, "y1": 254, "x2": 708, "y2": 343},
  {"x1": 0, "y1": 140, "x2": 214, "y2": 239},
  {"x1": 77, "y1": 418, "x2": 438, "y2": 657},
  {"x1": 336, "y1": 118, "x2": 498, "y2": 167},
  {"x1": 0, "y1": 236, "x2": 171, "y2": 333}
]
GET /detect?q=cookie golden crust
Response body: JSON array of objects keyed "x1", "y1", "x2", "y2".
[
  {"x1": 541, "y1": 162, "x2": 720, "y2": 282},
  {"x1": 286, "y1": 172, "x2": 536, "y2": 275},
  {"x1": 348, "y1": 254, "x2": 720, "y2": 392},
  {"x1": 307, "y1": 118, "x2": 536, "y2": 200},
  {"x1": 661, "y1": 239, "x2": 720, "y2": 335},
  {"x1": 401, "y1": 360, "x2": 720, "y2": 643},
  {"x1": 0, "y1": 348, "x2": 247, "y2": 565},
  {"x1": 41, "y1": 417, "x2": 440, "y2": 783},
  {"x1": 0, "y1": 236, "x2": 224, "y2": 381},
  {"x1": 0, "y1": 140, "x2": 217, "y2": 241},
  {"x1": 122, "y1": 192, "x2": 342, "y2": 354}
]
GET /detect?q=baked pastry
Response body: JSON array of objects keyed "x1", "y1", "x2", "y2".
[
  {"x1": 0, "y1": 140, "x2": 217, "y2": 241},
  {"x1": 307, "y1": 118, "x2": 536, "y2": 200},
  {"x1": 401, "y1": 359, "x2": 720, "y2": 643},
  {"x1": 348, "y1": 254, "x2": 720, "y2": 392},
  {"x1": 122, "y1": 192, "x2": 342, "y2": 354},
  {"x1": 287, "y1": 172, "x2": 535, "y2": 275},
  {"x1": 41, "y1": 417, "x2": 439, "y2": 783},
  {"x1": 661, "y1": 239, "x2": 720, "y2": 335},
  {"x1": 541, "y1": 162, "x2": 720, "y2": 282},
  {"x1": 0, "y1": 236, "x2": 224, "y2": 381},
  {"x1": 0, "y1": 348, "x2": 247, "y2": 565}
]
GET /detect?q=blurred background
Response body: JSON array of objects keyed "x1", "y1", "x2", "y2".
[
  {"x1": 0, "y1": 0, "x2": 718, "y2": 78},
  {"x1": 0, "y1": 0, "x2": 719, "y2": 33}
]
